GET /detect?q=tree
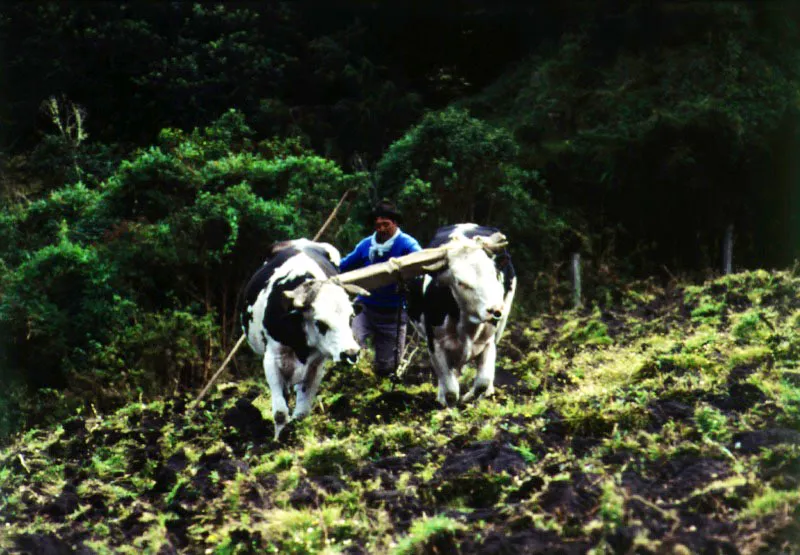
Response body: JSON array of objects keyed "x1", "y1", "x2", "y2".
[
  {"x1": 376, "y1": 107, "x2": 566, "y2": 267},
  {"x1": 0, "y1": 111, "x2": 369, "y2": 440}
]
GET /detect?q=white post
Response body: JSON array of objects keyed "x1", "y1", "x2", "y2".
[
  {"x1": 723, "y1": 224, "x2": 734, "y2": 275},
  {"x1": 572, "y1": 253, "x2": 582, "y2": 308}
]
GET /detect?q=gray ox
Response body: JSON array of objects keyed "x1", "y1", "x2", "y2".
[
  {"x1": 407, "y1": 224, "x2": 516, "y2": 406},
  {"x1": 241, "y1": 239, "x2": 368, "y2": 438}
]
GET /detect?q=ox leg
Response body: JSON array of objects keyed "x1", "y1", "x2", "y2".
[
  {"x1": 264, "y1": 347, "x2": 290, "y2": 440},
  {"x1": 293, "y1": 357, "x2": 325, "y2": 421},
  {"x1": 463, "y1": 341, "x2": 496, "y2": 403},
  {"x1": 431, "y1": 345, "x2": 460, "y2": 407}
]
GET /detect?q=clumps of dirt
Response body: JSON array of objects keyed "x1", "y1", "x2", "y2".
[
  {"x1": 40, "y1": 486, "x2": 79, "y2": 521},
  {"x1": 732, "y1": 428, "x2": 800, "y2": 454},
  {"x1": 437, "y1": 440, "x2": 528, "y2": 477},
  {"x1": 505, "y1": 324, "x2": 531, "y2": 355},
  {"x1": 374, "y1": 446, "x2": 430, "y2": 473},
  {"x1": 128, "y1": 443, "x2": 161, "y2": 474},
  {"x1": 596, "y1": 309, "x2": 627, "y2": 340},
  {"x1": 365, "y1": 390, "x2": 435, "y2": 419},
  {"x1": 614, "y1": 458, "x2": 753, "y2": 553},
  {"x1": 349, "y1": 446, "x2": 431, "y2": 513},
  {"x1": 543, "y1": 370, "x2": 577, "y2": 391},
  {"x1": 62, "y1": 417, "x2": 88, "y2": 437},
  {"x1": 647, "y1": 398, "x2": 695, "y2": 431},
  {"x1": 660, "y1": 523, "x2": 740, "y2": 555},
  {"x1": 15, "y1": 532, "x2": 82, "y2": 555},
  {"x1": 493, "y1": 368, "x2": 535, "y2": 397},
  {"x1": 222, "y1": 398, "x2": 271, "y2": 443},
  {"x1": 289, "y1": 475, "x2": 347, "y2": 509},
  {"x1": 506, "y1": 475, "x2": 545, "y2": 503},
  {"x1": 289, "y1": 480, "x2": 323, "y2": 508},
  {"x1": 194, "y1": 451, "x2": 248, "y2": 499},
  {"x1": 538, "y1": 471, "x2": 601, "y2": 522},
  {"x1": 329, "y1": 389, "x2": 439, "y2": 428},
  {"x1": 150, "y1": 449, "x2": 189, "y2": 495},
  {"x1": 637, "y1": 456, "x2": 733, "y2": 501},
  {"x1": 420, "y1": 440, "x2": 530, "y2": 508},
  {"x1": 706, "y1": 382, "x2": 767, "y2": 412},
  {"x1": 728, "y1": 362, "x2": 761, "y2": 383},
  {"x1": 365, "y1": 490, "x2": 429, "y2": 532},
  {"x1": 461, "y1": 528, "x2": 589, "y2": 555}
]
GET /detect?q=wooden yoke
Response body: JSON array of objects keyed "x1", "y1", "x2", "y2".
[{"x1": 332, "y1": 231, "x2": 508, "y2": 291}]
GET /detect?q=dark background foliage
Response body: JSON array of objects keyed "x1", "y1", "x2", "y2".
[{"x1": 1, "y1": 0, "x2": 798, "y2": 440}]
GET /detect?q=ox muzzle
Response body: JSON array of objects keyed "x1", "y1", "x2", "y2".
[{"x1": 342, "y1": 348, "x2": 359, "y2": 365}]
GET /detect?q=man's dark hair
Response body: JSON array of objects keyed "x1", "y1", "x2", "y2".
[{"x1": 371, "y1": 200, "x2": 402, "y2": 224}]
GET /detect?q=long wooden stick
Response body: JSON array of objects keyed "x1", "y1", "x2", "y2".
[
  {"x1": 333, "y1": 231, "x2": 508, "y2": 290},
  {"x1": 191, "y1": 187, "x2": 357, "y2": 410},
  {"x1": 313, "y1": 188, "x2": 355, "y2": 241},
  {"x1": 191, "y1": 334, "x2": 246, "y2": 409}
]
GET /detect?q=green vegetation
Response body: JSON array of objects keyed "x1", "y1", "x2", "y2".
[
  {"x1": 393, "y1": 515, "x2": 465, "y2": 555},
  {"x1": 0, "y1": 112, "x2": 369, "y2": 438},
  {"x1": 0, "y1": 270, "x2": 797, "y2": 552}
]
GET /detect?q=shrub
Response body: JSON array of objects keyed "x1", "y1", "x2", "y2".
[{"x1": 376, "y1": 107, "x2": 567, "y2": 272}]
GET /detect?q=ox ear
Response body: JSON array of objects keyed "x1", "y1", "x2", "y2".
[
  {"x1": 284, "y1": 282, "x2": 315, "y2": 309},
  {"x1": 341, "y1": 283, "x2": 370, "y2": 297},
  {"x1": 283, "y1": 289, "x2": 306, "y2": 309},
  {"x1": 475, "y1": 232, "x2": 508, "y2": 255}
]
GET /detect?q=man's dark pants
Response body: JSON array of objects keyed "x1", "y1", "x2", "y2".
[{"x1": 352, "y1": 304, "x2": 408, "y2": 377}]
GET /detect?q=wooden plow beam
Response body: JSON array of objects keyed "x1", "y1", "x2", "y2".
[{"x1": 332, "y1": 231, "x2": 508, "y2": 290}]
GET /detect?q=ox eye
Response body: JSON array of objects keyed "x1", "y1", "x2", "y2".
[
  {"x1": 315, "y1": 320, "x2": 329, "y2": 334},
  {"x1": 457, "y1": 280, "x2": 473, "y2": 290}
]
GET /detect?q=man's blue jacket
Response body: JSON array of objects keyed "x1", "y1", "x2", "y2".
[{"x1": 339, "y1": 230, "x2": 422, "y2": 309}]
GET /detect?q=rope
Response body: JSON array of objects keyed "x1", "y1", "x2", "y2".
[{"x1": 391, "y1": 265, "x2": 410, "y2": 389}]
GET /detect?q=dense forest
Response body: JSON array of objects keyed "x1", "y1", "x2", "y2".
[{"x1": 0, "y1": 0, "x2": 798, "y2": 461}]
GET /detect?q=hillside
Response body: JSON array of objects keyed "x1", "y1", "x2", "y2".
[{"x1": 1, "y1": 269, "x2": 798, "y2": 554}]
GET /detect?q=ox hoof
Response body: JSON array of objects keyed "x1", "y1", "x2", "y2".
[
  {"x1": 445, "y1": 391, "x2": 458, "y2": 407},
  {"x1": 462, "y1": 382, "x2": 494, "y2": 404},
  {"x1": 274, "y1": 411, "x2": 288, "y2": 425},
  {"x1": 292, "y1": 409, "x2": 310, "y2": 421}
]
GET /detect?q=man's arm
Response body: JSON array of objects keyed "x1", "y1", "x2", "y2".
[
  {"x1": 400, "y1": 233, "x2": 423, "y2": 256},
  {"x1": 339, "y1": 239, "x2": 369, "y2": 272}
]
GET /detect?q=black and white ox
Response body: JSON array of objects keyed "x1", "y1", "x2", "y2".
[
  {"x1": 408, "y1": 224, "x2": 516, "y2": 407},
  {"x1": 241, "y1": 239, "x2": 367, "y2": 439}
]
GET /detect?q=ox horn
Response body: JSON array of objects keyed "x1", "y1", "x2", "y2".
[
  {"x1": 341, "y1": 283, "x2": 370, "y2": 297},
  {"x1": 475, "y1": 232, "x2": 508, "y2": 254},
  {"x1": 422, "y1": 260, "x2": 448, "y2": 272},
  {"x1": 284, "y1": 288, "x2": 308, "y2": 309},
  {"x1": 284, "y1": 281, "x2": 320, "y2": 309},
  {"x1": 329, "y1": 277, "x2": 370, "y2": 297}
]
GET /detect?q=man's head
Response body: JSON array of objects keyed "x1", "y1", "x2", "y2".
[{"x1": 371, "y1": 200, "x2": 401, "y2": 242}]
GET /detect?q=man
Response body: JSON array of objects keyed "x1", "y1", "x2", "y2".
[{"x1": 339, "y1": 200, "x2": 422, "y2": 377}]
